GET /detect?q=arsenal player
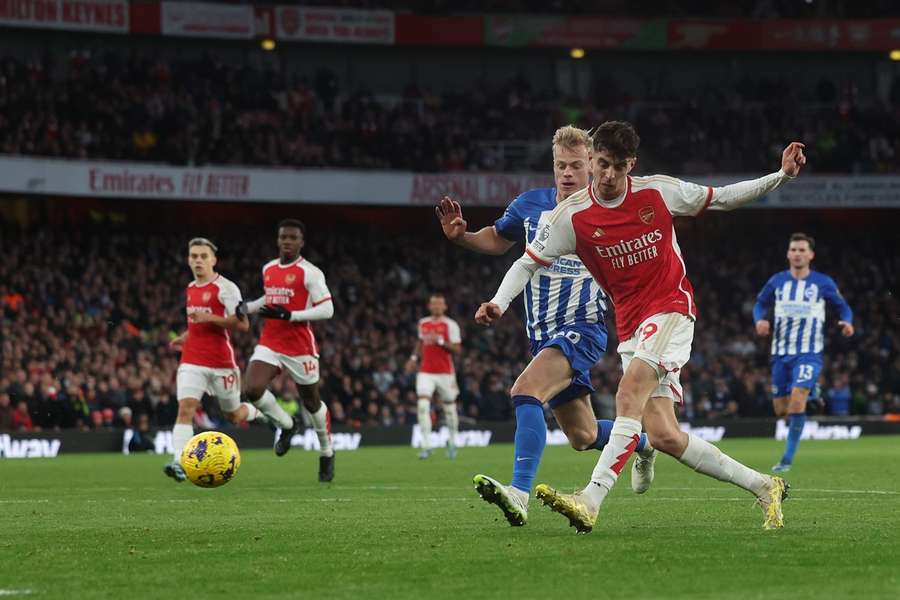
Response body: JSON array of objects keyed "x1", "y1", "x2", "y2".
[
  {"x1": 165, "y1": 238, "x2": 257, "y2": 483},
  {"x1": 244, "y1": 219, "x2": 336, "y2": 482},
  {"x1": 479, "y1": 121, "x2": 806, "y2": 532},
  {"x1": 407, "y1": 293, "x2": 462, "y2": 459}
]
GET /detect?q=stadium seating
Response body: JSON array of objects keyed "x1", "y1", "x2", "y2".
[{"x1": 1, "y1": 217, "x2": 897, "y2": 432}]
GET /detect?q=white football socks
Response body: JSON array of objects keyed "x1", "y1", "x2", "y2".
[
  {"x1": 443, "y1": 402, "x2": 459, "y2": 448},
  {"x1": 254, "y1": 389, "x2": 294, "y2": 429},
  {"x1": 417, "y1": 399, "x2": 433, "y2": 450},
  {"x1": 678, "y1": 434, "x2": 769, "y2": 497},
  {"x1": 303, "y1": 402, "x2": 334, "y2": 457},
  {"x1": 582, "y1": 416, "x2": 643, "y2": 510},
  {"x1": 171, "y1": 423, "x2": 194, "y2": 461}
]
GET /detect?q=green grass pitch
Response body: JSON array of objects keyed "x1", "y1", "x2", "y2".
[{"x1": 1, "y1": 437, "x2": 899, "y2": 599}]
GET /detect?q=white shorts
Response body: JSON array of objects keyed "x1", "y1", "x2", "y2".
[
  {"x1": 176, "y1": 364, "x2": 241, "y2": 412},
  {"x1": 416, "y1": 373, "x2": 459, "y2": 402},
  {"x1": 618, "y1": 312, "x2": 694, "y2": 404},
  {"x1": 250, "y1": 345, "x2": 320, "y2": 385}
]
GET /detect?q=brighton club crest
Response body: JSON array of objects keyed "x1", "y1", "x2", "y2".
[
  {"x1": 639, "y1": 206, "x2": 655, "y2": 224},
  {"x1": 285, "y1": 273, "x2": 296, "y2": 285},
  {"x1": 202, "y1": 291, "x2": 212, "y2": 303}
]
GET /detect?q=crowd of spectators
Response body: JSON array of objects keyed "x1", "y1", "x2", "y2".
[
  {"x1": 2, "y1": 50, "x2": 899, "y2": 175},
  {"x1": 1, "y1": 217, "x2": 897, "y2": 433}
]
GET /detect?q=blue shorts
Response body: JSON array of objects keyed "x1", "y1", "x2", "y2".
[
  {"x1": 771, "y1": 353, "x2": 823, "y2": 399},
  {"x1": 529, "y1": 323, "x2": 608, "y2": 410}
]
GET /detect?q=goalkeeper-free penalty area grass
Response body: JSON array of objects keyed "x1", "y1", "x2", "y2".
[{"x1": 1, "y1": 437, "x2": 898, "y2": 599}]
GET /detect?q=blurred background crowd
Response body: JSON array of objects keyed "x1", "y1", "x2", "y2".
[
  {"x1": 1, "y1": 47, "x2": 899, "y2": 175},
  {"x1": 1, "y1": 209, "x2": 897, "y2": 433}
]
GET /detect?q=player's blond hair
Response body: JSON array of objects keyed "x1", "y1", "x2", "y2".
[{"x1": 551, "y1": 125, "x2": 590, "y2": 152}]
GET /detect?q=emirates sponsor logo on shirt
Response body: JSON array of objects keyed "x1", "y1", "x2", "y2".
[
  {"x1": 265, "y1": 286, "x2": 295, "y2": 305},
  {"x1": 639, "y1": 206, "x2": 655, "y2": 224},
  {"x1": 596, "y1": 228, "x2": 664, "y2": 270}
]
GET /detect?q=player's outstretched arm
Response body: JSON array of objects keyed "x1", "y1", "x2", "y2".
[
  {"x1": 244, "y1": 296, "x2": 265, "y2": 314},
  {"x1": 436, "y1": 196, "x2": 515, "y2": 256},
  {"x1": 476, "y1": 253, "x2": 541, "y2": 326},
  {"x1": 260, "y1": 299, "x2": 334, "y2": 323},
  {"x1": 706, "y1": 142, "x2": 806, "y2": 211}
]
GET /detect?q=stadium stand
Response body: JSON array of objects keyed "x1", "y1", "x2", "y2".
[
  {"x1": 1, "y1": 209, "x2": 897, "y2": 432},
  {"x1": 1, "y1": 51, "x2": 898, "y2": 174}
]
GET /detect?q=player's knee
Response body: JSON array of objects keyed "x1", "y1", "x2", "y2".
[
  {"x1": 568, "y1": 431, "x2": 594, "y2": 452},
  {"x1": 301, "y1": 396, "x2": 321, "y2": 413},
  {"x1": 242, "y1": 385, "x2": 265, "y2": 404},
  {"x1": 510, "y1": 374, "x2": 546, "y2": 401}
]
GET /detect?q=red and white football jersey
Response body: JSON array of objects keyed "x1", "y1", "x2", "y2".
[
  {"x1": 418, "y1": 316, "x2": 461, "y2": 374},
  {"x1": 181, "y1": 275, "x2": 242, "y2": 369},
  {"x1": 526, "y1": 175, "x2": 714, "y2": 340},
  {"x1": 258, "y1": 257, "x2": 332, "y2": 357}
]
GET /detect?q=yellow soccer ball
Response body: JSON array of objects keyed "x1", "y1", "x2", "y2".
[{"x1": 180, "y1": 431, "x2": 241, "y2": 488}]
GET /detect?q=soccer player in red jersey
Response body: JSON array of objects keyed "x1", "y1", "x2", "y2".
[
  {"x1": 244, "y1": 219, "x2": 336, "y2": 482},
  {"x1": 407, "y1": 293, "x2": 462, "y2": 459},
  {"x1": 478, "y1": 121, "x2": 806, "y2": 531},
  {"x1": 164, "y1": 238, "x2": 256, "y2": 482}
]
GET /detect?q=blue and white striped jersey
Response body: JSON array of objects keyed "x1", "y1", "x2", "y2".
[
  {"x1": 494, "y1": 188, "x2": 609, "y2": 343},
  {"x1": 753, "y1": 270, "x2": 852, "y2": 356}
]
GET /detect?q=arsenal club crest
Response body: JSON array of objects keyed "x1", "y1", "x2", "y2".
[
  {"x1": 639, "y1": 206, "x2": 655, "y2": 224},
  {"x1": 285, "y1": 273, "x2": 296, "y2": 285},
  {"x1": 202, "y1": 291, "x2": 212, "y2": 303}
]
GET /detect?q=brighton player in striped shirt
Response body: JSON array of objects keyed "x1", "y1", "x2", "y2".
[
  {"x1": 437, "y1": 125, "x2": 649, "y2": 526},
  {"x1": 165, "y1": 238, "x2": 274, "y2": 482},
  {"x1": 753, "y1": 232, "x2": 854, "y2": 473},
  {"x1": 479, "y1": 121, "x2": 805, "y2": 532}
]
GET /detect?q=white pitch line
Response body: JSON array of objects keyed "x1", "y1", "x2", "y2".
[
  {"x1": 797, "y1": 488, "x2": 900, "y2": 495},
  {"x1": 652, "y1": 487, "x2": 900, "y2": 496},
  {"x1": 0, "y1": 590, "x2": 33, "y2": 597}
]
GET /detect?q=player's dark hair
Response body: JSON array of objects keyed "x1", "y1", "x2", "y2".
[
  {"x1": 429, "y1": 292, "x2": 446, "y2": 300},
  {"x1": 590, "y1": 121, "x2": 640, "y2": 161},
  {"x1": 187, "y1": 237, "x2": 218, "y2": 254},
  {"x1": 790, "y1": 232, "x2": 815, "y2": 251},
  {"x1": 277, "y1": 219, "x2": 306, "y2": 235}
]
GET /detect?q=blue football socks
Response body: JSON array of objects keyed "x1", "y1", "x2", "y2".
[
  {"x1": 510, "y1": 396, "x2": 547, "y2": 493},
  {"x1": 590, "y1": 419, "x2": 648, "y2": 454},
  {"x1": 781, "y1": 412, "x2": 806, "y2": 465}
]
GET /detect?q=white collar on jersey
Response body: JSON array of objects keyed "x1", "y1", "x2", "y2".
[
  {"x1": 588, "y1": 177, "x2": 629, "y2": 209},
  {"x1": 275, "y1": 256, "x2": 304, "y2": 269},
  {"x1": 190, "y1": 273, "x2": 220, "y2": 288}
]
